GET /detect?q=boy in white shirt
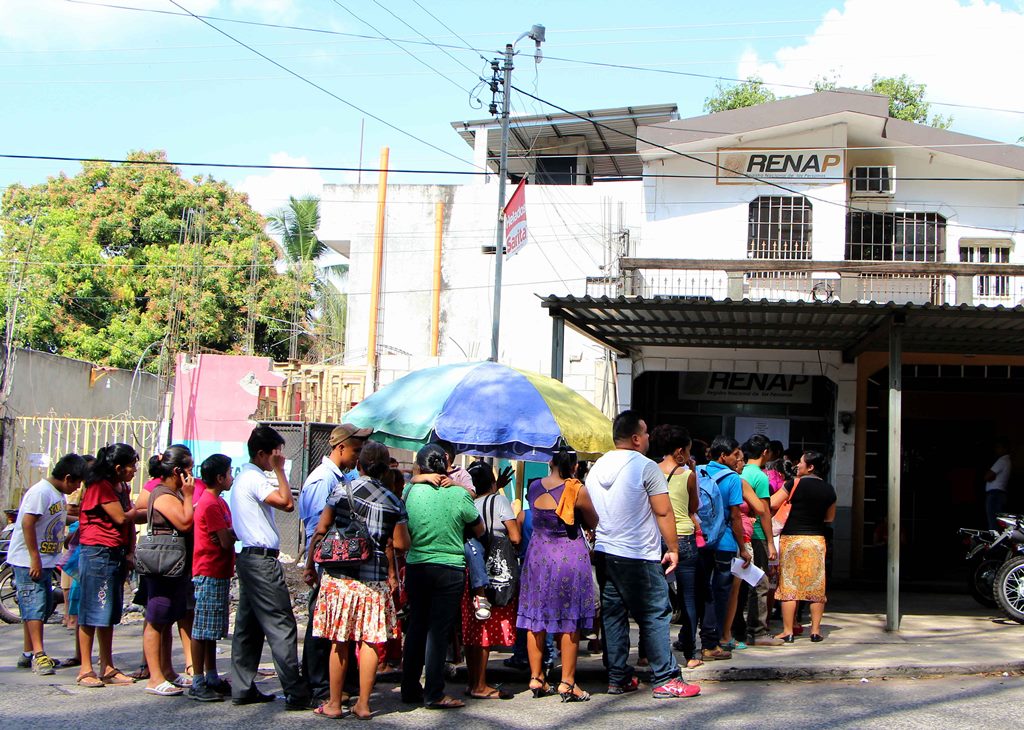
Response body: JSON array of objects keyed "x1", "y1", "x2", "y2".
[{"x1": 8, "y1": 454, "x2": 87, "y2": 675}]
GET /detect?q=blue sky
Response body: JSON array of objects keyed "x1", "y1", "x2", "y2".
[{"x1": 2, "y1": 0, "x2": 1023, "y2": 213}]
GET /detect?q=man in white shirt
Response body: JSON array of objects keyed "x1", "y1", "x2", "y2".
[
  {"x1": 586, "y1": 411, "x2": 700, "y2": 700},
  {"x1": 985, "y1": 441, "x2": 1012, "y2": 530},
  {"x1": 7, "y1": 454, "x2": 86, "y2": 675},
  {"x1": 229, "y1": 425, "x2": 311, "y2": 710}
]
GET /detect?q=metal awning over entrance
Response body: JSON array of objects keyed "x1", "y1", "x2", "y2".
[
  {"x1": 542, "y1": 295, "x2": 1024, "y2": 631},
  {"x1": 540, "y1": 296, "x2": 1024, "y2": 360}
]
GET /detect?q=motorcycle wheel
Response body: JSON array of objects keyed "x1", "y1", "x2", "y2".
[
  {"x1": 0, "y1": 566, "x2": 19, "y2": 624},
  {"x1": 994, "y1": 555, "x2": 1024, "y2": 625},
  {"x1": 968, "y1": 558, "x2": 1001, "y2": 608}
]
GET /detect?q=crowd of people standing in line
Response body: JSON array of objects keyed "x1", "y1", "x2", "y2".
[{"x1": 6, "y1": 411, "x2": 836, "y2": 717}]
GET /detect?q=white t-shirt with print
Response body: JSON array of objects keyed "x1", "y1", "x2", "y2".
[
  {"x1": 7, "y1": 479, "x2": 67, "y2": 569},
  {"x1": 228, "y1": 462, "x2": 280, "y2": 550}
]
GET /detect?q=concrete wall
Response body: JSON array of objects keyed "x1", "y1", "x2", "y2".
[{"x1": 2, "y1": 347, "x2": 162, "y2": 420}]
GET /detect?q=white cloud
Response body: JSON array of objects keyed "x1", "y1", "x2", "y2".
[
  {"x1": 236, "y1": 151, "x2": 329, "y2": 215},
  {"x1": 735, "y1": 0, "x2": 1024, "y2": 141}
]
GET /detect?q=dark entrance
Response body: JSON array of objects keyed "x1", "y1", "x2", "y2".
[
  {"x1": 860, "y1": 364, "x2": 1024, "y2": 584},
  {"x1": 632, "y1": 371, "x2": 837, "y2": 455}
]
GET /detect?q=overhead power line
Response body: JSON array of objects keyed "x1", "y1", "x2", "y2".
[
  {"x1": 60, "y1": 0, "x2": 1024, "y2": 118},
  {"x1": 164, "y1": 0, "x2": 479, "y2": 170}
]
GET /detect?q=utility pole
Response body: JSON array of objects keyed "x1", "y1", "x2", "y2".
[{"x1": 488, "y1": 25, "x2": 545, "y2": 363}]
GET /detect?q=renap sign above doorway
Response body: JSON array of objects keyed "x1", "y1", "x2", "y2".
[{"x1": 716, "y1": 148, "x2": 844, "y2": 185}]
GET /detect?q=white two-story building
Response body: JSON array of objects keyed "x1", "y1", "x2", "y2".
[{"x1": 321, "y1": 90, "x2": 1024, "y2": 586}]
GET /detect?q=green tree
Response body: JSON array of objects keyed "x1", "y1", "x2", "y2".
[
  {"x1": 0, "y1": 150, "x2": 312, "y2": 369},
  {"x1": 865, "y1": 74, "x2": 952, "y2": 129},
  {"x1": 703, "y1": 76, "x2": 777, "y2": 113},
  {"x1": 707, "y1": 73, "x2": 952, "y2": 129},
  {"x1": 266, "y1": 195, "x2": 347, "y2": 361}
]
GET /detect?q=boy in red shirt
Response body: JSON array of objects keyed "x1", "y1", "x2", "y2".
[{"x1": 188, "y1": 454, "x2": 235, "y2": 702}]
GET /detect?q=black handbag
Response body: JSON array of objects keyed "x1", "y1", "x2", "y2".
[
  {"x1": 134, "y1": 487, "x2": 188, "y2": 578},
  {"x1": 316, "y1": 480, "x2": 373, "y2": 567},
  {"x1": 482, "y1": 494, "x2": 520, "y2": 607}
]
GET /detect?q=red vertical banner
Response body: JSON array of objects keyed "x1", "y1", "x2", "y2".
[{"x1": 503, "y1": 179, "x2": 527, "y2": 258}]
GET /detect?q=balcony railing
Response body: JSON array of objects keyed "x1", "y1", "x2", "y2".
[{"x1": 601, "y1": 259, "x2": 1024, "y2": 307}]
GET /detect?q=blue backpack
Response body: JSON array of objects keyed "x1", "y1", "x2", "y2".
[{"x1": 695, "y1": 465, "x2": 733, "y2": 548}]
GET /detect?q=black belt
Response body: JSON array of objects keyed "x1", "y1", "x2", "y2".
[{"x1": 240, "y1": 546, "x2": 280, "y2": 558}]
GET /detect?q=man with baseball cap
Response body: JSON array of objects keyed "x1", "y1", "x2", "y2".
[{"x1": 298, "y1": 423, "x2": 371, "y2": 700}]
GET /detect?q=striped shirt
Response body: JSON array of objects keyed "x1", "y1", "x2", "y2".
[{"x1": 325, "y1": 475, "x2": 407, "y2": 582}]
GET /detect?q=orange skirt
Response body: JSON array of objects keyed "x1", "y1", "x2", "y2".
[
  {"x1": 312, "y1": 574, "x2": 398, "y2": 645},
  {"x1": 774, "y1": 535, "x2": 827, "y2": 604}
]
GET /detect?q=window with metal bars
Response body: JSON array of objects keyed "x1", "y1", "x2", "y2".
[
  {"x1": 960, "y1": 240, "x2": 1011, "y2": 298},
  {"x1": 845, "y1": 212, "x2": 946, "y2": 261},
  {"x1": 747, "y1": 196, "x2": 813, "y2": 260}
]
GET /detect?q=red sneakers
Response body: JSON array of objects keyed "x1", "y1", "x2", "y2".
[
  {"x1": 651, "y1": 678, "x2": 701, "y2": 699},
  {"x1": 607, "y1": 675, "x2": 639, "y2": 695}
]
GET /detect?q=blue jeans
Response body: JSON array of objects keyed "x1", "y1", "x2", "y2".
[
  {"x1": 12, "y1": 566, "x2": 53, "y2": 622},
  {"x1": 600, "y1": 554, "x2": 680, "y2": 687},
  {"x1": 698, "y1": 547, "x2": 734, "y2": 651},
  {"x1": 986, "y1": 490, "x2": 1007, "y2": 530},
  {"x1": 674, "y1": 535, "x2": 700, "y2": 659},
  {"x1": 78, "y1": 545, "x2": 126, "y2": 628},
  {"x1": 465, "y1": 538, "x2": 488, "y2": 591}
]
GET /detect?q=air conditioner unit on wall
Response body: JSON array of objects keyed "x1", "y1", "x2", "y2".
[{"x1": 851, "y1": 165, "x2": 896, "y2": 196}]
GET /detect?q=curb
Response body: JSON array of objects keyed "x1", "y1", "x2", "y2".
[{"x1": 482, "y1": 659, "x2": 1024, "y2": 684}]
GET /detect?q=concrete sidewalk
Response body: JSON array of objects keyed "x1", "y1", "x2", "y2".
[{"x1": 0, "y1": 590, "x2": 1020, "y2": 691}]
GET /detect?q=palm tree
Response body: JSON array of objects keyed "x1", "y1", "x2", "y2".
[{"x1": 267, "y1": 196, "x2": 347, "y2": 360}]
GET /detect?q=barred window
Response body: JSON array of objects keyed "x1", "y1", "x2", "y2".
[
  {"x1": 845, "y1": 212, "x2": 946, "y2": 261},
  {"x1": 960, "y1": 240, "x2": 1011, "y2": 299},
  {"x1": 747, "y1": 196, "x2": 812, "y2": 260}
]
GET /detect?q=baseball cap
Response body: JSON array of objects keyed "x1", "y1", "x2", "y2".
[{"x1": 329, "y1": 423, "x2": 372, "y2": 447}]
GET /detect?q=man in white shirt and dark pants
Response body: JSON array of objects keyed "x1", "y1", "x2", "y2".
[
  {"x1": 985, "y1": 440, "x2": 1012, "y2": 530},
  {"x1": 586, "y1": 411, "x2": 700, "y2": 700},
  {"x1": 229, "y1": 425, "x2": 311, "y2": 709}
]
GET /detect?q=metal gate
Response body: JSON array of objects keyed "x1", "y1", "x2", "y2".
[{"x1": 2, "y1": 415, "x2": 160, "y2": 508}]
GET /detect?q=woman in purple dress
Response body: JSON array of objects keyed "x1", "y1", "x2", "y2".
[{"x1": 516, "y1": 449, "x2": 599, "y2": 702}]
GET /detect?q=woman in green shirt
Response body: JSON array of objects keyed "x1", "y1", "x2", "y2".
[{"x1": 400, "y1": 444, "x2": 484, "y2": 710}]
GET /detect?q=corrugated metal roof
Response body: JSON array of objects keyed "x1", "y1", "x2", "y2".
[
  {"x1": 452, "y1": 104, "x2": 678, "y2": 179},
  {"x1": 541, "y1": 295, "x2": 1024, "y2": 359}
]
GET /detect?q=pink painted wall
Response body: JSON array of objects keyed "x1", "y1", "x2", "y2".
[{"x1": 172, "y1": 354, "x2": 284, "y2": 445}]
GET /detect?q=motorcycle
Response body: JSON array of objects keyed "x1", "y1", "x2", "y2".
[
  {"x1": 992, "y1": 514, "x2": 1024, "y2": 624},
  {"x1": 959, "y1": 518, "x2": 1019, "y2": 608}
]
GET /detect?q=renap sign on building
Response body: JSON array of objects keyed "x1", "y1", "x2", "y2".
[
  {"x1": 503, "y1": 179, "x2": 528, "y2": 257},
  {"x1": 717, "y1": 148, "x2": 844, "y2": 185}
]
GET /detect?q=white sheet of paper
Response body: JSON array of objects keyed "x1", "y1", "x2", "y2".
[{"x1": 731, "y1": 557, "x2": 766, "y2": 587}]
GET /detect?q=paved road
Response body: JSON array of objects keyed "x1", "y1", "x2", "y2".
[{"x1": 1, "y1": 665, "x2": 1021, "y2": 729}]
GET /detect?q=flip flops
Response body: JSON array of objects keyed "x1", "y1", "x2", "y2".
[
  {"x1": 100, "y1": 669, "x2": 134, "y2": 685},
  {"x1": 313, "y1": 705, "x2": 347, "y2": 719},
  {"x1": 464, "y1": 685, "x2": 514, "y2": 700},
  {"x1": 425, "y1": 696, "x2": 465, "y2": 709},
  {"x1": 76, "y1": 671, "x2": 104, "y2": 688},
  {"x1": 144, "y1": 681, "x2": 184, "y2": 697}
]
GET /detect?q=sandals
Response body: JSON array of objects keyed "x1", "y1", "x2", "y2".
[
  {"x1": 464, "y1": 685, "x2": 514, "y2": 700},
  {"x1": 76, "y1": 671, "x2": 104, "y2": 688},
  {"x1": 557, "y1": 681, "x2": 591, "y2": 703},
  {"x1": 701, "y1": 647, "x2": 732, "y2": 661},
  {"x1": 62, "y1": 657, "x2": 82, "y2": 668},
  {"x1": 722, "y1": 639, "x2": 747, "y2": 651},
  {"x1": 144, "y1": 680, "x2": 184, "y2": 696},
  {"x1": 100, "y1": 669, "x2": 134, "y2": 685},
  {"x1": 685, "y1": 658, "x2": 705, "y2": 669},
  {"x1": 425, "y1": 696, "x2": 465, "y2": 709},
  {"x1": 129, "y1": 664, "x2": 150, "y2": 681},
  {"x1": 169, "y1": 674, "x2": 193, "y2": 688},
  {"x1": 529, "y1": 676, "x2": 556, "y2": 698},
  {"x1": 313, "y1": 705, "x2": 348, "y2": 719}
]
